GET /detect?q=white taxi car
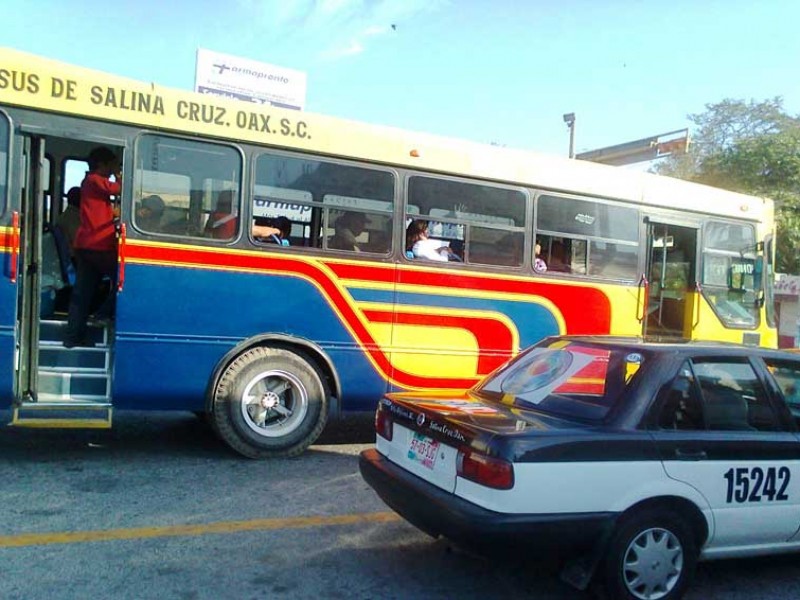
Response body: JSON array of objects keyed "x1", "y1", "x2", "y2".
[{"x1": 359, "y1": 336, "x2": 800, "y2": 600}]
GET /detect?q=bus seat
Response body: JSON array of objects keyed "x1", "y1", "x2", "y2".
[{"x1": 51, "y1": 225, "x2": 76, "y2": 286}]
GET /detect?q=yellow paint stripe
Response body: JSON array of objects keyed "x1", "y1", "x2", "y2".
[{"x1": 0, "y1": 511, "x2": 401, "y2": 549}]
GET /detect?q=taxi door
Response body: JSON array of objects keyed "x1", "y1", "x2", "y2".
[{"x1": 651, "y1": 356, "x2": 800, "y2": 548}]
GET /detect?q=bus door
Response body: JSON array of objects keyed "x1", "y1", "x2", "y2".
[
  {"x1": 642, "y1": 219, "x2": 699, "y2": 339},
  {"x1": 16, "y1": 135, "x2": 47, "y2": 401}
]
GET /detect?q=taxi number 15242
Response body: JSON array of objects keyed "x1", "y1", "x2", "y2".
[{"x1": 723, "y1": 466, "x2": 790, "y2": 504}]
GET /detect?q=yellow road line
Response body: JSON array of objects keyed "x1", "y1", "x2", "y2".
[{"x1": 0, "y1": 511, "x2": 401, "y2": 548}]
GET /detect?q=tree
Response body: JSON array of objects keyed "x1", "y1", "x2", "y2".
[{"x1": 654, "y1": 98, "x2": 800, "y2": 273}]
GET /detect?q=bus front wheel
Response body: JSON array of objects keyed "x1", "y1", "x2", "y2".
[{"x1": 212, "y1": 347, "x2": 329, "y2": 458}]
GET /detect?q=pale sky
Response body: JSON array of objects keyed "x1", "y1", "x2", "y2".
[{"x1": 3, "y1": 0, "x2": 799, "y2": 160}]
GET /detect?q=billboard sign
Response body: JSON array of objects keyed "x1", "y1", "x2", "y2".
[{"x1": 194, "y1": 48, "x2": 307, "y2": 110}]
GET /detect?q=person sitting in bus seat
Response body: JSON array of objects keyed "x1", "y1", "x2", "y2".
[
  {"x1": 534, "y1": 242, "x2": 548, "y2": 273},
  {"x1": 64, "y1": 146, "x2": 121, "y2": 348},
  {"x1": 328, "y1": 212, "x2": 367, "y2": 251},
  {"x1": 135, "y1": 194, "x2": 165, "y2": 232},
  {"x1": 56, "y1": 186, "x2": 81, "y2": 258},
  {"x1": 254, "y1": 216, "x2": 291, "y2": 246},
  {"x1": 204, "y1": 191, "x2": 239, "y2": 239},
  {"x1": 547, "y1": 239, "x2": 571, "y2": 272},
  {"x1": 406, "y1": 219, "x2": 458, "y2": 262}
]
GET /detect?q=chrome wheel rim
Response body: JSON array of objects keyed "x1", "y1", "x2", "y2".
[
  {"x1": 240, "y1": 370, "x2": 308, "y2": 438},
  {"x1": 622, "y1": 527, "x2": 683, "y2": 600}
]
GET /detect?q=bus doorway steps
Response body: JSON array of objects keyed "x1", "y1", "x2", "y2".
[
  {"x1": 12, "y1": 318, "x2": 115, "y2": 429},
  {"x1": 10, "y1": 404, "x2": 113, "y2": 429}
]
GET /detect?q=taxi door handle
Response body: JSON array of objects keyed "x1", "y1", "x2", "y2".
[{"x1": 675, "y1": 449, "x2": 707, "y2": 461}]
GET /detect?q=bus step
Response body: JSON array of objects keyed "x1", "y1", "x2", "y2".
[
  {"x1": 39, "y1": 370, "x2": 110, "y2": 399},
  {"x1": 39, "y1": 319, "x2": 108, "y2": 346},
  {"x1": 39, "y1": 346, "x2": 109, "y2": 372},
  {"x1": 10, "y1": 405, "x2": 113, "y2": 429}
]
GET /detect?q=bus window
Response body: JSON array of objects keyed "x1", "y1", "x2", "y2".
[
  {"x1": 253, "y1": 153, "x2": 394, "y2": 252},
  {"x1": 133, "y1": 135, "x2": 242, "y2": 239},
  {"x1": 702, "y1": 220, "x2": 759, "y2": 328},
  {"x1": 536, "y1": 195, "x2": 639, "y2": 280},
  {"x1": 406, "y1": 176, "x2": 527, "y2": 267},
  {"x1": 0, "y1": 113, "x2": 8, "y2": 215}
]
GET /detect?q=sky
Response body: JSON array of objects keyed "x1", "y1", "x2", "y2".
[{"x1": 3, "y1": 0, "x2": 799, "y2": 162}]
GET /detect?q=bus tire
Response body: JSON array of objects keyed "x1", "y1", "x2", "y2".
[{"x1": 212, "y1": 346, "x2": 329, "y2": 458}]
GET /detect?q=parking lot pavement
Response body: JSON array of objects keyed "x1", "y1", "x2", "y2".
[{"x1": 1, "y1": 410, "x2": 800, "y2": 599}]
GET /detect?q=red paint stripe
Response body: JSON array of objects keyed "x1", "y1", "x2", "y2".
[
  {"x1": 330, "y1": 262, "x2": 612, "y2": 335},
  {"x1": 127, "y1": 244, "x2": 478, "y2": 389},
  {"x1": 363, "y1": 309, "x2": 512, "y2": 375}
]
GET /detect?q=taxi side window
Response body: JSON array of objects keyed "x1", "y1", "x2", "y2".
[
  {"x1": 763, "y1": 359, "x2": 800, "y2": 408},
  {"x1": 656, "y1": 361, "x2": 704, "y2": 430},
  {"x1": 692, "y1": 359, "x2": 780, "y2": 432}
]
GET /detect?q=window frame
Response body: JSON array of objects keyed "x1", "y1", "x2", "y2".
[
  {"x1": 533, "y1": 190, "x2": 641, "y2": 283},
  {"x1": 404, "y1": 172, "x2": 530, "y2": 269},
  {"x1": 131, "y1": 132, "x2": 245, "y2": 242},
  {"x1": 0, "y1": 109, "x2": 11, "y2": 217},
  {"x1": 250, "y1": 148, "x2": 398, "y2": 257}
]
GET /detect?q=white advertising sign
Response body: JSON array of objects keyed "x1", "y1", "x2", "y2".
[{"x1": 195, "y1": 48, "x2": 307, "y2": 110}]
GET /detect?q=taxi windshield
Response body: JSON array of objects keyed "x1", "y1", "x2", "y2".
[{"x1": 475, "y1": 342, "x2": 646, "y2": 421}]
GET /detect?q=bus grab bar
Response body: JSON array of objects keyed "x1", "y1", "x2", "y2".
[
  {"x1": 693, "y1": 281, "x2": 702, "y2": 328},
  {"x1": 10, "y1": 211, "x2": 19, "y2": 283},
  {"x1": 117, "y1": 222, "x2": 126, "y2": 292},
  {"x1": 637, "y1": 274, "x2": 649, "y2": 322}
]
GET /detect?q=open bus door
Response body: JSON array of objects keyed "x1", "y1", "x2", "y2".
[
  {"x1": 642, "y1": 219, "x2": 700, "y2": 340},
  {"x1": 16, "y1": 135, "x2": 46, "y2": 402},
  {"x1": 12, "y1": 132, "x2": 118, "y2": 428}
]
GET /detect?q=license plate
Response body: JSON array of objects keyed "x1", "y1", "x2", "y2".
[{"x1": 408, "y1": 432, "x2": 440, "y2": 470}]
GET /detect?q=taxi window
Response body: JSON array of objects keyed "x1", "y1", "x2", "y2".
[
  {"x1": 692, "y1": 359, "x2": 780, "y2": 431},
  {"x1": 655, "y1": 361, "x2": 704, "y2": 430},
  {"x1": 475, "y1": 343, "x2": 644, "y2": 421},
  {"x1": 763, "y1": 359, "x2": 800, "y2": 409}
]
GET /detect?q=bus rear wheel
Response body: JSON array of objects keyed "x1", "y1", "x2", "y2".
[{"x1": 212, "y1": 347, "x2": 329, "y2": 458}]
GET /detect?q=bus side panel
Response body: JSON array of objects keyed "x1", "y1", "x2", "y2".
[{"x1": 111, "y1": 262, "x2": 387, "y2": 411}]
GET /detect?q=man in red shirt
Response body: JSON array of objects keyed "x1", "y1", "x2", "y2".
[{"x1": 64, "y1": 147, "x2": 121, "y2": 348}]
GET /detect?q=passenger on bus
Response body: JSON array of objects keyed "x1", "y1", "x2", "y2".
[
  {"x1": 205, "y1": 191, "x2": 283, "y2": 241},
  {"x1": 255, "y1": 216, "x2": 291, "y2": 246},
  {"x1": 56, "y1": 186, "x2": 81, "y2": 258},
  {"x1": 534, "y1": 243, "x2": 548, "y2": 273},
  {"x1": 328, "y1": 212, "x2": 367, "y2": 251},
  {"x1": 406, "y1": 219, "x2": 457, "y2": 262},
  {"x1": 64, "y1": 146, "x2": 121, "y2": 348},
  {"x1": 135, "y1": 194, "x2": 165, "y2": 232},
  {"x1": 205, "y1": 191, "x2": 238, "y2": 239}
]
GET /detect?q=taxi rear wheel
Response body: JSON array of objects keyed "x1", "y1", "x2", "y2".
[
  {"x1": 600, "y1": 508, "x2": 697, "y2": 600},
  {"x1": 212, "y1": 347, "x2": 329, "y2": 458}
]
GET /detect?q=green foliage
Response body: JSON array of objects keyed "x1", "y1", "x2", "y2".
[{"x1": 654, "y1": 98, "x2": 800, "y2": 273}]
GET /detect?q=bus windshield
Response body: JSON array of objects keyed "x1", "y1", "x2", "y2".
[{"x1": 702, "y1": 221, "x2": 759, "y2": 328}]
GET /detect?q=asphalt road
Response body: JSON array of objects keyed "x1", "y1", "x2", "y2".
[{"x1": 1, "y1": 411, "x2": 799, "y2": 600}]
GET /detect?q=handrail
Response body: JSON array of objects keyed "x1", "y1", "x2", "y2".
[
  {"x1": 10, "y1": 211, "x2": 19, "y2": 283},
  {"x1": 117, "y1": 222, "x2": 126, "y2": 292},
  {"x1": 693, "y1": 281, "x2": 702, "y2": 328},
  {"x1": 637, "y1": 274, "x2": 649, "y2": 323}
]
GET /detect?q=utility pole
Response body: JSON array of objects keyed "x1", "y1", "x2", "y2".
[{"x1": 563, "y1": 112, "x2": 576, "y2": 159}]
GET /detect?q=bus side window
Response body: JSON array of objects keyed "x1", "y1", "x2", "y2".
[
  {"x1": 535, "y1": 194, "x2": 639, "y2": 281},
  {"x1": 134, "y1": 134, "x2": 242, "y2": 241},
  {"x1": 407, "y1": 175, "x2": 526, "y2": 268},
  {"x1": 253, "y1": 153, "x2": 394, "y2": 254}
]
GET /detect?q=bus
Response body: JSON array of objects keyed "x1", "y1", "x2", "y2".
[{"x1": 0, "y1": 48, "x2": 777, "y2": 457}]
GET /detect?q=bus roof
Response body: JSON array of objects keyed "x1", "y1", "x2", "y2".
[{"x1": 0, "y1": 47, "x2": 770, "y2": 222}]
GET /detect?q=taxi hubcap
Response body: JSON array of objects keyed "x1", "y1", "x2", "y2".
[{"x1": 622, "y1": 527, "x2": 683, "y2": 600}]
